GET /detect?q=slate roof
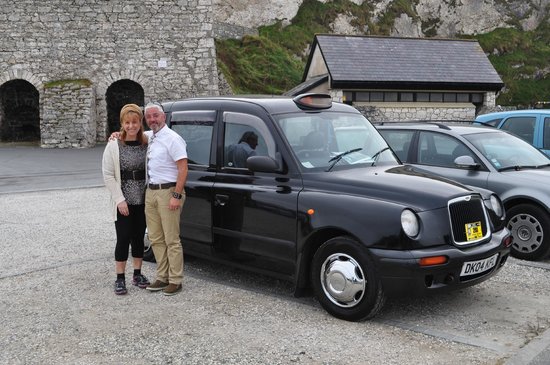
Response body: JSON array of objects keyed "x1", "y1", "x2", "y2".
[
  {"x1": 305, "y1": 34, "x2": 504, "y2": 91},
  {"x1": 283, "y1": 74, "x2": 328, "y2": 96}
]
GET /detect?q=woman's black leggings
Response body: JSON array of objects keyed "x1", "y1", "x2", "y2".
[{"x1": 114, "y1": 204, "x2": 146, "y2": 261}]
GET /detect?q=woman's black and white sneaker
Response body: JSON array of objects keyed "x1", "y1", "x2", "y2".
[
  {"x1": 114, "y1": 278, "x2": 127, "y2": 295},
  {"x1": 132, "y1": 274, "x2": 150, "y2": 289}
]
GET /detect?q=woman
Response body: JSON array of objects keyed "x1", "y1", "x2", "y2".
[{"x1": 102, "y1": 104, "x2": 150, "y2": 295}]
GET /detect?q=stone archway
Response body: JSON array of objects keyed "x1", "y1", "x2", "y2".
[
  {"x1": 106, "y1": 80, "x2": 144, "y2": 135},
  {"x1": 0, "y1": 80, "x2": 40, "y2": 142}
]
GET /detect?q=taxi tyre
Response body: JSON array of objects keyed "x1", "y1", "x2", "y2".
[
  {"x1": 311, "y1": 236, "x2": 386, "y2": 322},
  {"x1": 507, "y1": 203, "x2": 550, "y2": 261}
]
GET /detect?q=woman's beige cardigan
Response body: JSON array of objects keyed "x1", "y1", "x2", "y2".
[{"x1": 102, "y1": 140, "x2": 125, "y2": 221}]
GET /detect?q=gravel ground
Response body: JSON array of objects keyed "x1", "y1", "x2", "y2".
[{"x1": 1, "y1": 187, "x2": 549, "y2": 364}]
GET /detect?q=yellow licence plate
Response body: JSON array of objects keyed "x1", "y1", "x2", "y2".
[{"x1": 465, "y1": 221, "x2": 483, "y2": 241}]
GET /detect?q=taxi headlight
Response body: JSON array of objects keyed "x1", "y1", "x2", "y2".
[
  {"x1": 401, "y1": 209, "x2": 419, "y2": 238},
  {"x1": 489, "y1": 194, "x2": 504, "y2": 218}
]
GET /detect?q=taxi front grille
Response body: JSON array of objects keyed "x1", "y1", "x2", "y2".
[{"x1": 448, "y1": 195, "x2": 490, "y2": 245}]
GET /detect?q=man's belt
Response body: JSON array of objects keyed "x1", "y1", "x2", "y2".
[
  {"x1": 121, "y1": 170, "x2": 146, "y2": 180},
  {"x1": 147, "y1": 182, "x2": 177, "y2": 190}
]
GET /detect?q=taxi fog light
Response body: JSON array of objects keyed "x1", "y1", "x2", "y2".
[
  {"x1": 401, "y1": 209, "x2": 419, "y2": 237},
  {"x1": 419, "y1": 256, "x2": 448, "y2": 267}
]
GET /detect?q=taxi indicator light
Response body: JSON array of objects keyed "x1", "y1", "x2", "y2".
[
  {"x1": 293, "y1": 93, "x2": 332, "y2": 109},
  {"x1": 503, "y1": 235, "x2": 512, "y2": 247},
  {"x1": 307, "y1": 209, "x2": 315, "y2": 215},
  {"x1": 419, "y1": 256, "x2": 448, "y2": 267}
]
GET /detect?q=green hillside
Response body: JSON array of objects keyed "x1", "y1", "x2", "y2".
[{"x1": 215, "y1": 0, "x2": 550, "y2": 107}]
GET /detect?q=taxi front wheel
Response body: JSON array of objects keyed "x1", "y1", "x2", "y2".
[{"x1": 311, "y1": 236, "x2": 385, "y2": 321}]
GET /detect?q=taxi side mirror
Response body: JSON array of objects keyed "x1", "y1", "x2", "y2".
[{"x1": 247, "y1": 155, "x2": 281, "y2": 173}]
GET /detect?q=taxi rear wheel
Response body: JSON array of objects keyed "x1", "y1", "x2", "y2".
[
  {"x1": 311, "y1": 236, "x2": 385, "y2": 321},
  {"x1": 507, "y1": 204, "x2": 550, "y2": 261}
]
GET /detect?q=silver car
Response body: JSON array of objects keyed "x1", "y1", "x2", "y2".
[{"x1": 377, "y1": 123, "x2": 550, "y2": 261}]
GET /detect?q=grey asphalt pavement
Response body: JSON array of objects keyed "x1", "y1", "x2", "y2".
[
  {"x1": 1, "y1": 144, "x2": 550, "y2": 364},
  {"x1": 0, "y1": 143, "x2": 105, "y2": 193}
]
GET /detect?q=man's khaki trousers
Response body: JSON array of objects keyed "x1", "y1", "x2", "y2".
[{"x1": 145, "y1": 187, "x2": 184, "y2": 285}]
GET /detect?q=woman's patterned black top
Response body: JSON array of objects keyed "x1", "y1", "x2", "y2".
[{"x1": 119, "y1": 140, "x2": 147, "y2": 205}]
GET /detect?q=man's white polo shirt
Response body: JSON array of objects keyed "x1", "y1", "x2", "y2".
[{"x1": 146, "y1": 126, "x2": 187, "y2": 184}]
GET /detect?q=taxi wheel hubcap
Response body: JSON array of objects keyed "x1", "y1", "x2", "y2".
[
  {"x1": 320, "y1": 253, "x2": 365, "y2": 308},
  {"x1": 509, "y1": 213, "x2": 543, "y2": 253}
]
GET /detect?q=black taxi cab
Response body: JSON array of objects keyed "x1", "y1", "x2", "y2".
[{"x1": 155, "y1": 94, "x2": 511, "y2": 321}]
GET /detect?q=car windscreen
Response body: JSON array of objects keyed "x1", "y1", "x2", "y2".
[
  {"x1": 274, "y1": 111, "x2": 398, "y2": 170},
  {"x1": 464, "y1": 131, "x2": 550, "y2": 171}
]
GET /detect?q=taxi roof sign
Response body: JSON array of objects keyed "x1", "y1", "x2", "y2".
[{"x1": 293, "y1": 93, "x2": 332, "y2": 110}]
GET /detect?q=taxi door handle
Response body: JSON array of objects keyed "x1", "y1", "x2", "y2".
[{"x1": 214, "y1": 194, "x2": 229, "y2": 207}]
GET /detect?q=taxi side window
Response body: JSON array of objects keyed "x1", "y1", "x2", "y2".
[
  {"x1": 223, "y1": 112, "x2": 276, "y2": 169},
  {"x1": 170, "y1": 111, "x2": 215, "y2": 166}
]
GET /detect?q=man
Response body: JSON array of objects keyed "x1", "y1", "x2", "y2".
[
  {"x1": 143, "y1": 102, "x2": 188, "y2": 296},
  {"x1": 227, "y1": 131, "x2": 258, "y2": 168}
]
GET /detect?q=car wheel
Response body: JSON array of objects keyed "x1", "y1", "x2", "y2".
[
  {"x1": 311, "y1": 236, "x2": 385, "y2": 321},
  {"x1": 507, "y1": 204, "x2": 550, "y2": 261},
  {"x1": 143, "y1": 229, "x2": 156, "y2": 263}
]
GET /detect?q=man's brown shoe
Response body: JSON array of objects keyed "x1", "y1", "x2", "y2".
[
  {"x1": 146, "y1": 280, "x2": 168, "y2": 292},
  {"x1": 162, "y1": 283, "x2": 182, "y2": 296}
]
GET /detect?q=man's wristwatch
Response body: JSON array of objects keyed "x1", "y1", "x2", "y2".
[{"x1": 172, "y1": 191, "x2": 183, "y2": 199}]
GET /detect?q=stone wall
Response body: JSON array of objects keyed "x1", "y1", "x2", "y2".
[
  {"x1": 213, "y1": 21, "x2": 258, "y2": 40},
  {"x1": 42, "y1": 81, "x2": 96, "y2": 148},
  {"x1": 0, "y1": 0, "x2": 219, "y2": 147},
  {"x1": 330, "y1": 90, "x2": 479, "y2": 122},
  {"x1": 355, "y1": 105, "x2": 475, "y2": 123}
]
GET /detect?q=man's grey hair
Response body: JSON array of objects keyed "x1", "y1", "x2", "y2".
[{"x1": 144, "y1": 102, "x2": 164, "y2": 113}]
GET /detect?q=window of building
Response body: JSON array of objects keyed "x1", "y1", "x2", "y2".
[
  {"x1": 416, "y1": 93, "x2": 429, "y2": 102},
  {"x1": 343, "y1": 91, "x2": 486, "y2": 105},
  {"x1": 444, "y1": 93, "x2": 457, "y2": 102},
  {"x1": 356, "y1": 92, "x2": 370, "y2": 102},
  {"x1": 430, "y1": 93, "x2": 443, "y2": 102},
  {"x1": 400, "y1": 93, "x2": 414, "y2": 102},
  {"x1": 471, "y1": 94, "x2": 483, "y2": 103},
  {"x1": 370, "y1": 92, "x2": 384, "y2": 102},
  {"x1": 457, "y1": 93, "x2": 469, "y2": 103},
  {"x1": 385, "y1": 92, "x2": 398, "y2": 102}
]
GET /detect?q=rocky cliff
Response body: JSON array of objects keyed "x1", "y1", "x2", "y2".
[{"x1": 214, "y1": 0, "x2": 549, "y2": 38}]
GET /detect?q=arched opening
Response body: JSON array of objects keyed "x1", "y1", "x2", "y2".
[
  {"x1": 106, "y1": 80, "x2": 145, "y2": 135},
  {"x1": 0, "y1": 80, "x2": 40, "y2": 143}
]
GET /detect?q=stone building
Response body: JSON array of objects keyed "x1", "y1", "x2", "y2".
[
  {"x1": 0, "y1": 1, "x2": 219, "y2": 147},
  {"x1": 287, "y1": 34, "x2": 504, "y2": 122}
]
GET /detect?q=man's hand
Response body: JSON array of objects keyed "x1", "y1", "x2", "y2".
[
  {"x1": 169, "y1": 197, "x2": 182, "y2": 211},
  {"x1": 108, "y1": 131, "x2": 121, "y2": 141}
]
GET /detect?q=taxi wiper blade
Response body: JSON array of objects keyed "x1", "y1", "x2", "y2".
[
  {"x1": 370, "y1": 147, "x2": 390, "y2": 166},
  {"x1": 326, "y1": 148, "x2": 362, "y2": 172}
]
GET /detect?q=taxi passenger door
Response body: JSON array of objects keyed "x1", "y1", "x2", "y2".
[
  {"x1": 212, "y1": 107, "x2": 301, "y2": 278},
  {"x1": 168, "y1": 110, "x2": 216, "y2": 257}
]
